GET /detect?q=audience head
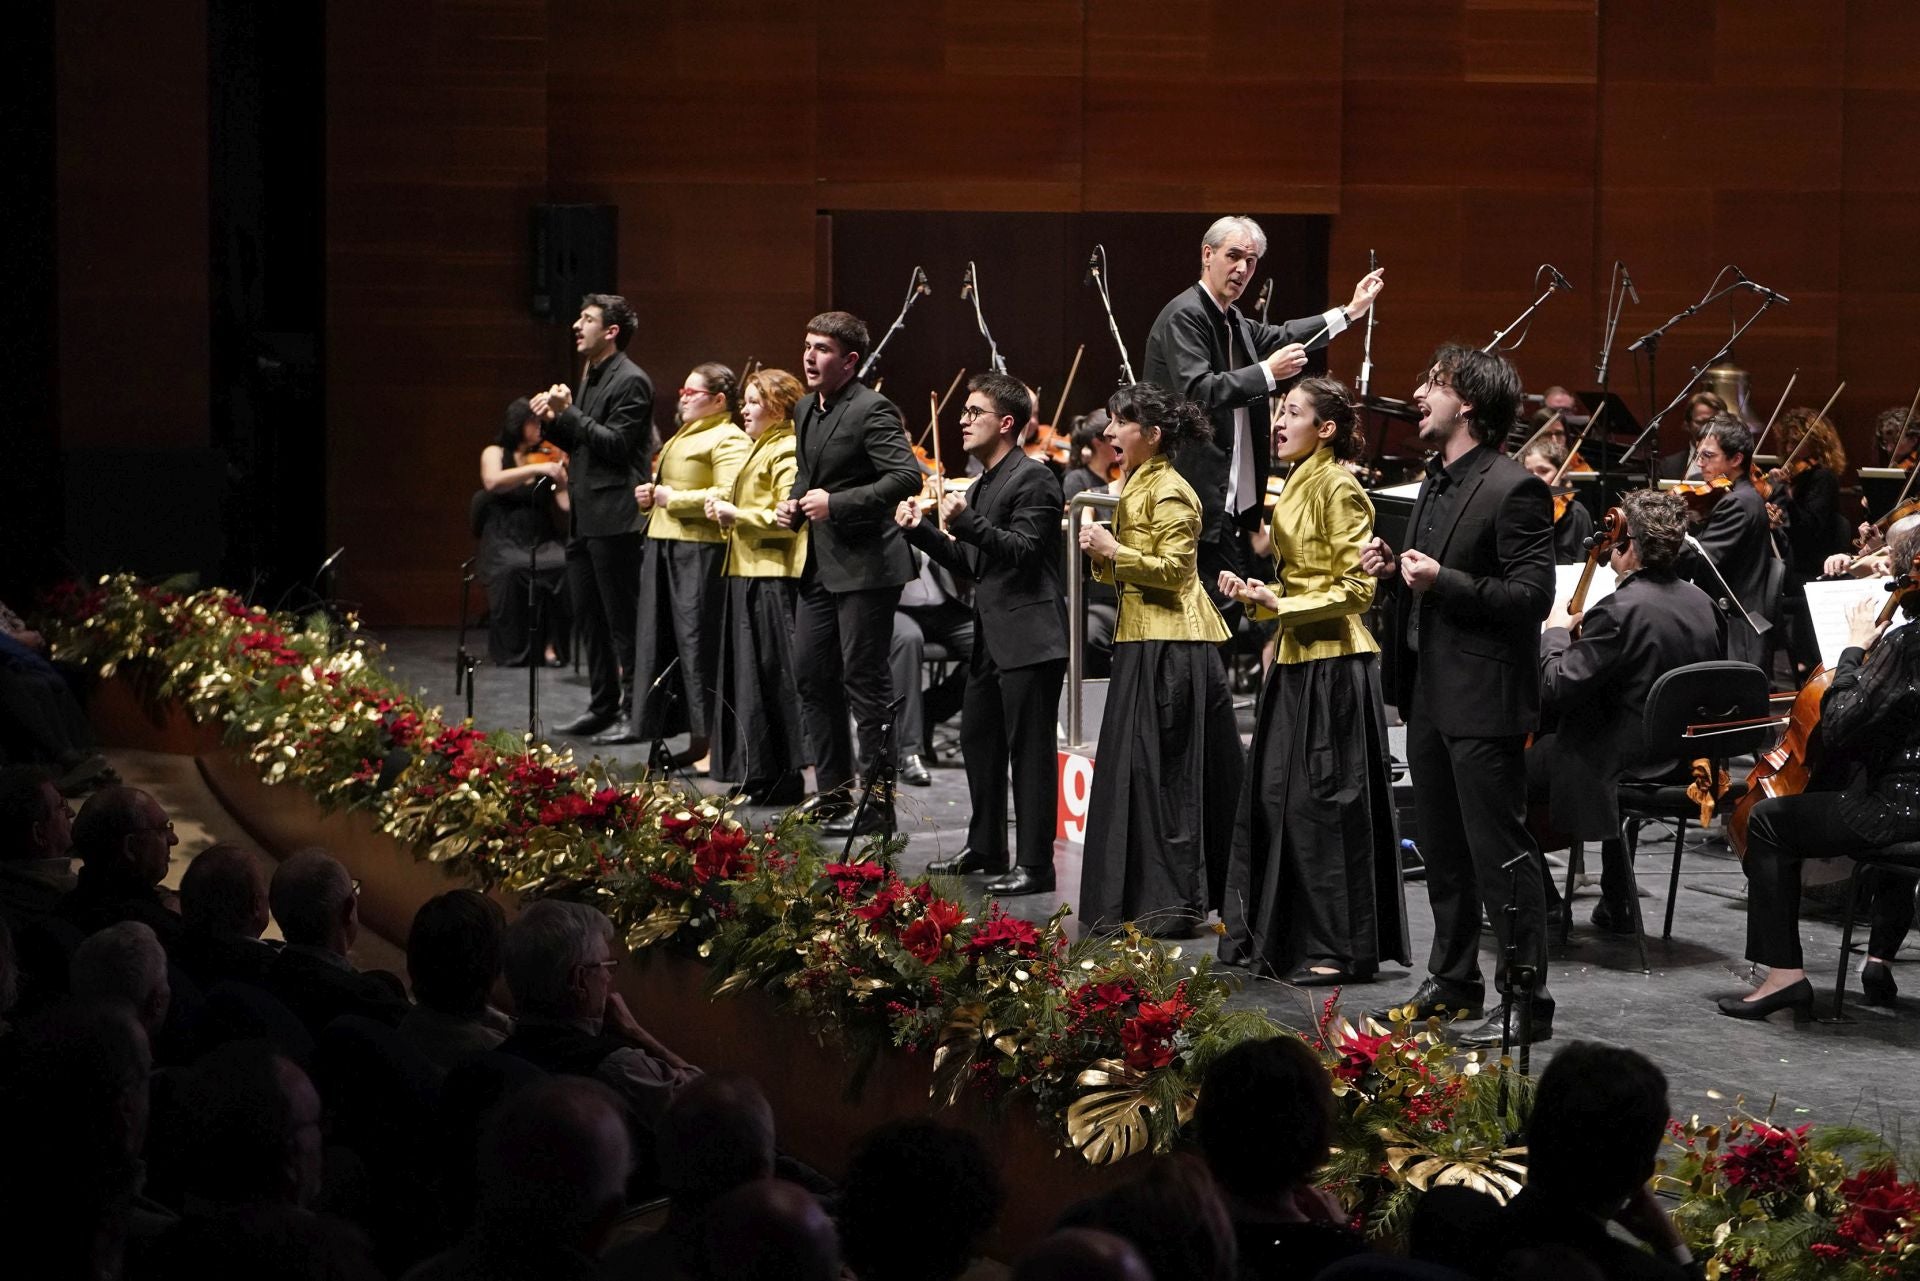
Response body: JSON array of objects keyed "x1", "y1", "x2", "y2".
[
  {"x1": 1418, "y1": 345, "x2": 1522, "y2": 447},
  {"x1": 1526, "y1": 1041, "x2": 1670, "y2": 1214},
  {"x1": 69, "y1": 920, "x2": 170, "y2": 1037},
  {"x1": 473, "y1": 1077, "x2": 631, "y2": 1251},
  {"x1": 1618, "y1": 489, "x2": 1688, "y2": 573},
  {"x1": 180, "y1": 842, "x2": 271, "y2": 938},
  {"x1": 407, "y1": 888, "x2": 507, "y2": 1019},
  {"x1": 503, "y1": 898, "x2": 618, "y2": 1023},
  {"x1": 704, "y1": 1179, "x2": 841, "y2": 1281},
  {"x1": 1697, "y1": 413, "x2": 1753, "y2": 479},
  {"x1": 174, "y1": 1040, "x2": 324, "y2": 1208},
  {"x1": 1197, "y1": 1034, "x2": 1336, "y2": 1202},
  {"x1": 4, "y1": 1001, "x2": 152, "y2": 1186},
  {"x1": 1058, "y1": 1154, "x2": 1236, "y2": 1281},
  {"x1": 71, "y1": 785, "x2": 175, "y2": 885},
  {"x1": 1105, "y1": 383, "x2": 1212, "y2": 466},
  {"x1": 270, "y1": 847, "x2": 358, "y2": 954},
  {"x1": 839, "y1": 1119, "x2": 1005, "y2": 1281},
  {"x1": 1015, "y1": 1228, "x2": 1154, "y2": 1281},
  {"x1": 657, "y1": 1071, "x2": 776, "y2": 1209},
  {"x1": 0, "y1": 765, "x2": 71, "y2": 862}
]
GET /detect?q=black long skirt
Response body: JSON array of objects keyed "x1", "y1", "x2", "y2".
[
  {"x1": 709, "y1": 576, "x2": 806, "y2": 788},
  {"x1": 1079, "y1": 640, "x2": 1245, "y2": 936},
  {"x1": 631, "y1": 538, "x2": 726, "y2": 739},
  {"x1": 1218, "y1": 653, "x2": 1410, "y2": 975}
]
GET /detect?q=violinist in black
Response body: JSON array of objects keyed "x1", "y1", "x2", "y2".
[
  {"x1": 1520, "y1": 438, "x2": 1593, "y2": 566},
  {"x1": 1677, "y1": 415, "x2": 1772, "y2": 667},
  {"x1": 1718, "y1": 513, "x2": 1920, "y2": 1021}
]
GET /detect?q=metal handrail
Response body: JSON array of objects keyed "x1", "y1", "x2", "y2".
[{"x1": 1065, "y1": 491, "x2": 1121, "y2": 750}]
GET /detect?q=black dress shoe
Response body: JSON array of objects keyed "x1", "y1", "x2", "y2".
[
  {"x1": 591, "y1": 728, "x2": 643, "y2": 746},
  {"x1": 557, "y1": 712, "x2": 614, "y2": 737},
  {"x1": 899, "y1": 755, "x2": 933, "y2": 787},
  {"x1": 927, "y1": 848, "x2": 1002, "y2": 876},
  {"x1": 1716, "y1": 977, "x2": 1814, "y2": 1021},
  {"x1": 738, "y1": 775, "x2": 806, "y2": 807},
  {"x1": 1862, "y1": 960, "x2": 1899, "y2": 1006},
  {"x1": 797, "y1": 790, "x2": 853, "y2": 824},
  {"x1": 1287, "y1": 964, "x2": 1376, "y2": 988},
  {"x1": 985, "y1": 868, "x2": 1054, "y2": 897},
  {"x1": 1370, "y1": 976, "x2": 1485, "y2": 1024},
  {"x1": 1589, "y1": 898, "x2": 1640, "y2": 936},
  {"x1": 1453, "y1": 1004, "x2": 1556, "y2": 1049},
  {"x1": 823, "y1": 805, "x2": 894, "y2": 838}
]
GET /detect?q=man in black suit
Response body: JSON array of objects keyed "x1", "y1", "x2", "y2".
[
  {"x1": 1143, "y1": 215, "x2": 1383, "y2": 616},
  {"x1": 1678, "y1": 414, "x2": 1774, "y2": 667},
  {"x1": 55, "y1": 784, "x2": 185, "y2": 951},
  {"x1": 263, "y1": 847, "x2": 409, "y2": 1037},
  {"x1": 896, "y1": 374, "x2": 1069, "y2": 895},
  {"x1": 776, "y1": 312, "x2": 922, "y2": 832},
  {"x1": 1529, "y1": 490, "x2": 1727, "y2": 933},
  {"x1": 533, "y1": 293, "x2": 654, "y2": 737},
  {"x1": 1361, "y1": 345, "x2": 1556, "y2": 1046}
]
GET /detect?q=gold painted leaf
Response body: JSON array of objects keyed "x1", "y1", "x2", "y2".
[
  {"x1": 625, "y1": 906, "x2": 690, "y2": 950},
  {"x1": 1068, "y1": 1063, "x2": 1155, "y2": 1166},
  {"x1": 930, "y1": 1003, "x2": 989, "y2": 1108}
]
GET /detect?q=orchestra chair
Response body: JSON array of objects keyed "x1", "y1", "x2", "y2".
[
  {"x1": 1833, "y1": 844, "x2": 1920, "y2": 1019},
  {"x1": 1609, "y1": 661, "x2": 1774, "y2": 972}
]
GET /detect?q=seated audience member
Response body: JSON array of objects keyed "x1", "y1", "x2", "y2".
[
  {"x1": 1059, "y1": 1154, "x2": 1237, "y2": 1281},
  {"x1": 1016, "y1": 1228, "x2": 1154, "y2": 1281},
  {"x1": 497, "y1": 899, "x2": 698, "y2": 1129},
  {"x1": 701, "y1": 1180, "x2": 841, "y2": 1281},
  {"x1": 0, "y1": 1001, "x2": 156, "y2": 1281},
  {"x1": 175, "y1": 842, "x2": 277, "y2": 989},
  {"x1": 0, "y1": 598, "x2": 116, "y2": 792},
  {"x1": 265, "y1": 848, "x2": 409, "y2": 1036},
  {"x1": 837, "y1": 1119, "x2": 1005, "y2": 1281},
  {"x1": 599, "y1": 1071, "x2": 777, "y2": 1281},
  {"x1": 70, "y1": 919, "x2": 171, "y2": 1040},
  {"x1": 56, "y1": 785, "x2": 185, "y2": 949},
  {"x1": 407, "y1": 1077, "x2": 632, "y2": 1281},
  {"x1": 397, "y1": 888, "x2": 513, "y2": 1075},
  {"x1": 141, "y1": 1040, "x2": 381, "y2": 1281},
  {"x1": 1195, "y1": 1036, "x2": 1366, "y2": 1279},
  {"x1": 1413, "y1": 1042, "x2": 1693, "y2": 1280},
  {"x1": 0, "y1": 765, "x2": 76, "y2": 930}
]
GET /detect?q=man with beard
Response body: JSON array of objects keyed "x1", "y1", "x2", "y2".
[{"x1": 1360, "y1": 345, "x2": 1557, "y2": 1047}]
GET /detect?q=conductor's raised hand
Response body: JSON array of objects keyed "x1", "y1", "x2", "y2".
[
  {"x1": 1359, "y1": 536, "x2": 1398, "y2": 579},
  {"x1": 1347, "y1": 268, "x2": 1386, "y2": 320}
]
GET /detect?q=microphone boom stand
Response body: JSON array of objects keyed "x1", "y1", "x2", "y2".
[
  {"x1": 1619, "y1": 291, "x2": 1780, "y2": 486},
  {"x1": 1086, "y1": 244, "x2": 1137, "y2": 384},
  {"x1": 858, "y1": 266, "x2": 931, "y2": 382}
]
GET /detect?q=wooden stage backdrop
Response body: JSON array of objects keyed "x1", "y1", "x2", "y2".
[{"x1": 49, "y1": 1, "x2": 1920, "y2": 622}]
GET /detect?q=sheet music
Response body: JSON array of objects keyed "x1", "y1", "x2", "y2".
[
  {"x1": 1546, "y1": 561, "x2": 1615, "y2": 631},
  {"x1": 1803, "y1": 577, "x2": 1905, "y2": 669}
]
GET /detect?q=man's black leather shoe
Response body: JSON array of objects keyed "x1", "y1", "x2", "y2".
[
  {"x1": 1451, "y1": 1004, "x2": 1555, "y2": 1049},
  {"x1": 927, "y1": 848, "x2": 1001, "y2": 876},
  {"x1": 557, "y1": 712, "x2": 614, "y2": 737},
  {"x1": 1589, "y1": 898, "x2": 1640, "y2": 937},
  {"x1": 796, "y1": 789, "x2": 853, "y2": 824},
  {"x1": 985, "y1": 867, "x2": 1054, "y2": 897},
  {"x1": 737, "y1": 775, "x2": 806, "y2": 807},
  {"x1": 1369, "y1": 977, "x2": 1485, "y2": 1024},
  {"x1": 900, "y1": 755, "x2": 933, "y2": 787},
  {"x1": 591, "y1": 728, "x2": 643, "y2": 746},
  {"x1": 823, "y1": 805, "x2": 894, "y2": 838}
]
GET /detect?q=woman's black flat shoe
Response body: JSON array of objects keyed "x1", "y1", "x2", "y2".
[
  {"x1": 1862, "y1": 960, "x2": 1898, "y2": 1006},
  {"x1": 1287, "y1": 965, "x2": 1376, "y2": 988},
  {"x1": 1716, "y1": 977, "x2": 1814, "y2": 1021}
]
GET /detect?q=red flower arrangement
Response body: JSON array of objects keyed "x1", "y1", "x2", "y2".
[
  {"x1": 962, "y1": 912, "x2": 1042, "y2": 958},
  {"x1": 1718, "y1": 1122, "x2": 1807, "y2": 1198},
  {"x1": 901, "y1": 898, "x2": 965, "y2": 964},
  {"x1": 1118, "y1": 985, "x2": 1193, "y2": 1071}
]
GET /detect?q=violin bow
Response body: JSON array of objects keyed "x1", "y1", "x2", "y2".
[
  {"x1": 1747, "y1": 369, "x2": 1799, "y2": 462},
  {"x1": 1774, "y1": 380, "x2": 1846, "y2": 474},
  {"x1": 1512, "y1": 411, "x2": 1563, "y2": 463},
  {"x1": 929, "y1": 391, "x2": 947, "y2": 532},
  {"x1": 1550, "y1": 401, "x2": 1608, "y2": 486},
  {"x1": 1877, "y1": 385, "x2": 1920, "y2": 521},
  {"x1": 1051, "y1": 344, "x2": 1085, "y2": 434}
]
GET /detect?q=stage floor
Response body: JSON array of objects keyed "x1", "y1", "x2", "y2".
[{"x1": 376, "y1": 626, "x2": 1920, "y2": 1135}]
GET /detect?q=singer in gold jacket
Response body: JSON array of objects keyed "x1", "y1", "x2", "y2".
[
  {"x1": 1078, "y1": 384, "x2": 1245, "y2": 936},
  {"x1": 708, "y1": 368, "x2": 808, "y2": 803},
  {"x1": 623, "y1": 364, "x2": 750, "y2": 761}
]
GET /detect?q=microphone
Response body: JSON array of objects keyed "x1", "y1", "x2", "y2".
[
  {"x1": 1742, "y1": 279, "x2": 1792, "y2": 304},
  {"x1": 1084, "y1": 251, "x2": 1100, "y2": 288},
  {"x1": 913, "y1": 266, "x2": 931, "y2": 297},
  {"x1": 1546, "y1": 264, "x2": 1573, "y2": 292},
  {"x1": 1253, "y1": 279, "x2": 1273, "y2": 313},
  {"x1": 314, "y1": 546, "x2": 346, "y2": 580},
  {"x1": 1618, "y1": 262, "x2": 1640, "y2": 305},
  {"x1": 961, "y1": 263, "x2": 976, "y2": 302}
]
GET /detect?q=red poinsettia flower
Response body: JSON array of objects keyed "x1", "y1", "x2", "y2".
[
  {"x1": 850, "y1": 877, "x2": 908, "y2": 925},
  {"x1": 962, "y1": 915, "x2": 1041, "y2": 958},
  {"x1": 1719, "y1": 1123, "x2": 1807, "y2": 1197},
  {"x1": 1331, "y1": 1026, "x2": 1395, "y2": 1083},
  {"x1": 900, "y1": 897, "x2": 964, "y2": 964},
  {"x1": 1119, "y1": 994, "x2": 1191, "y2": 1071},
  {"x1": 825, "y1": 862, "x2": 886, "y2": 899},
  {"x1": 1834, "y1": 1165, "x2": 1920, "y2": 1251},
  {"x1": 692, "y1": 827, "x2": 753, "y2": 884}
]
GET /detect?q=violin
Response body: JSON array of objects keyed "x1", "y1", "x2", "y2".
[
  {"x1": 1551, "y1": 488, "x2": 1576, "y2": 523},
  {"x1": 1666, "y1": 475, "x2": 1733, "y2": 522},
  {"x1": 517, "y1": 439, "x2": 566, "y2": 467},
  {"x1": 1730, "y1": 551, "x2": 1920, "y2": 859}
]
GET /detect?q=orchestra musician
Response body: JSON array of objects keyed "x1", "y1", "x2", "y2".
[
  {"x1": 1216, "y1": 377, "x2": 1409, "y2": 985},
  {"x1": 1360, "y1": 345, "x2": 1557, "y2": 1048},
  {"x1": 1676, "y1": 414, "x2": 1773, "y2": 668},
  {"x1": 1767, "y1": 408, "x2": 1852, "y2": 683},
  {"x1": 1656, "y1": 390, "x2": 1727, "y2": 480},
  {"x1": 477, "y1": 397, "x2": 570, "y2": 668},
  {"x1": 1875, "y1": 403, "x2": 1920, "y2": 469},
  {"x1": 898, "y1": 373, "x2": 1069, "y2": 896},
  {"x1": 707, "y1": 368, "x2": 808, "y2": 806},
  {"x1": 1527, "y1": 490, "x2": 1725, "y2": 935},
  {"x1": 1143, "y1": 215, "x2": 1383, "y2": 625},
  {"x1": 1519, "y1": 438, "x2": 1594, "y2": 565},
  {"x1": 1719, "y1": 514, "x2": 1920, "y2": 1020},
  {"x1": 1076, "y1": 383, "x2": 1245, "y2": 936}
]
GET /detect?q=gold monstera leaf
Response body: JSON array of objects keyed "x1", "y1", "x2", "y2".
[
  {"x1": 930, "y1": 1002, "x2": 990, "y2": 1109},
  {"x1": 625, "y1": 905, "x2": 691, "y2": 951},
  {"x1": 1067, "y1": 1059, "x2": 1195, "y2": 1167},
  {"x1": 1383, "y1": 1129, "x2": 1529, "y2": 1204}
]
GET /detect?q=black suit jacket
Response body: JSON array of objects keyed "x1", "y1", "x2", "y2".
[
  {"x1": 543, "y1": 350, "x2": 654, "y2": 539},
  {"x1": 1678, "y1": 475, "x2": 1771, "y2": 622},
  {"x1": 1383, "y1": 446, "x2": 1556, "y2": 736},
  {"x1": 265, "y1": 945, "x2": 410, "y2": 1038},
  {"x1": 1143, "y1": 282, "x2": 1336, "y2": 543},
  {"x1": 1536, "y1": 569, "x2": 1727, "y2": 838},
  {"x1": 906, "y1": 450, "x2": 1068, "y2": 671},
  {"x1": 789, "y1": 380, "x2": 922, "y2": 593}
]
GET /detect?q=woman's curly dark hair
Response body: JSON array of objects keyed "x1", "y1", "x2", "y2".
[{"x1": 1106, "y1": 382, "x2": 1212, "y2": 459}]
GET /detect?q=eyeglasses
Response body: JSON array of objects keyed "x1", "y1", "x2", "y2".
[
  {"x1": 959, "y1": 405, "x2": 1001, "y2": 422},
  {"x1": 678, "y1": 386, "x2": 718, "y2": 399},
  {"x1": 351, "y1": 878, "x2": 363, "y2": 896}
]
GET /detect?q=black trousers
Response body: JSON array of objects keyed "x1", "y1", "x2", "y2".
[
  {"x1": 889, "y1": 604, "x2": 974, "y2": 761},
  {"x1": 1407, "y1": 707, "x2": 1550, "y2": 1003},
  {"x1": 565, "y1": 531, "x2": 642, "y2": 721},
  {"x1": 962, "y1": 647, "x2": 1065, "y2": 873},
  {"x1": 793, "y1": 574, "x2": 901, "y2": 797},
  {"x1": 1742, "y1": 792, "x2": 1917, "y2": 967}
]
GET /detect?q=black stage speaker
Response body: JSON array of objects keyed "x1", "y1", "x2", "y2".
[{"x1": 530, "y1": 204, "x2": 618, "y2": 321}]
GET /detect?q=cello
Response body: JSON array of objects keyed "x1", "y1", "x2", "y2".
[{"x1": 1728, "y1": 550, "x2": 1920, "y2": 857}]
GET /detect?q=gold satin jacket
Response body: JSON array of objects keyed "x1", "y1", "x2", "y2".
[
  {"x1": 647, "y1": 412, "x2": 750, "y2": 543},
  {"x1": 1249, "y1": 444, "x2": 1379, "y2": 664},
  {"x1": 1093, "y1": 453, "x2": 1231, "y2": 644},
  {"x1": 721, "y1": 422, "x2": 806, "y2": 578}
]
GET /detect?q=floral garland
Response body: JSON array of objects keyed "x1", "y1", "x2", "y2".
[{"x1": 44, "y1": 576, "x2": 1597, "y2": 1244}]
